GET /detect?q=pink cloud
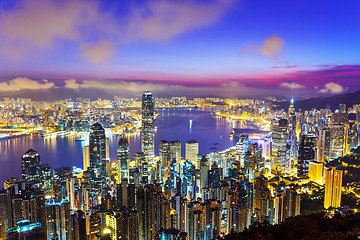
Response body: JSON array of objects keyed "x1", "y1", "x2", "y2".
[
  {"x1": 0, "y1": 0, "x2": 235, "y2": 63},
  {"x1": 242, "y1": 35, "x2": 285, "y2": 62}
]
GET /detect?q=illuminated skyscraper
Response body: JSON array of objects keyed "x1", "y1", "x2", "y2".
[
  {"x1": 83, "y1": 145, "x2": 90, "y2": 171},
  {"x1": 21, "y1": 149, "x2": 42, "y2": 190},
  {"x1": 308, "y1": 161, "x2": 323, "y2": 184},
  {"x1": 317, "y1": 128, "x2": 330, "y2": 162},
  {"x1": 329, "y1": 124, "x2": 348, "y2": 159},
  {"x1": 287, "y1": 98, "x2": 297, "y2": 175},
  {"x1": 170, "y1": 141, "x2": 181, "y2": 172},
  {"x1": 46, "y1": 199, "x2": 71, "y2": 240},
  {"x1": 89, "y1": 122, "x2": 106, "y2": 177},
  {"x1": 288, "y1": 98, "x2": 295, "y2": 117},
  {"x1": 141, "y1": 91, "x2": 155, "y2": 164},
  {"x1": 0, "y1": 190, "x2": 11, "y2": 239},
  {"x1": 236, "y1": 134, "x2": 250, "y2": 167},
  {"x1": 40, "y1": 164, "x2": 52, "y2": 194},
  {"x1": 89, "y1": 122, "x2": 107, "y2": 197},
  {"x1": 117, "y1": 137, "x2": 130, "y2": 181},
  {"x1": 186, "y1": 140, "x2": 199, "y2": 167},
  {"x1": 159, "y1": 140, "x2": 170, "y2": 167},
  {"x1": 324, "y1": 166, "x2": 343, "y2": 209},
  {"x1": 297, "y1": 134, "x2": 316, "y2": 177},
  {"x1": 271, "y1": 119, "x2": 288, "y2": 174}
]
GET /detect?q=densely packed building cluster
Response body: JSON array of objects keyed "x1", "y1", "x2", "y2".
[{"x1": 1, "y1": 92, "x2": 359, "y2": 240}]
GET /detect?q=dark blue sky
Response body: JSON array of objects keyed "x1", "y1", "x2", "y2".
[{"x1": 0, "y1": 0, "x2": 359, "y2": 97}]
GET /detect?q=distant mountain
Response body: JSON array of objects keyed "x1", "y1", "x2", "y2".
[{"x1": 277, "y1": 91, "x2": 360, "y2": 111}]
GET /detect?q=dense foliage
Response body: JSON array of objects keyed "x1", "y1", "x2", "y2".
[{"x1": 222, "y1": 212, "x2": 360, "y2": 240}]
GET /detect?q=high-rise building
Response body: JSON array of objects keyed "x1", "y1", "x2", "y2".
[
  {"x1": 89, "y1": 122, "x2": 107, "y2": 197},
  {"x1": 317, "y1": 128, "x2": 330, "y2": 162},
  {"x1": 117, "y1": 137, "x2": 130, "y2": 181},
  {"x1": 324, "y1": 166, "x2": 343, "y2": 209},
  {"x1": 236, "y1": 134, "x2": 250, "y2": 167},
  {"x1": 271, "y1": 119, "x2": 288, "y2": 174},
  {"x1": 331, "y1": 112, "x2": 348, "y2": 125},
  {"x1": 70, "y1": 210, "x2": 86, "y2": 240},
  {"x1": 308, "y1": 161, "x2": 324, "y2": 184},
  {"x1": 141, "y1": 91, "x2": 155, "y2": 164},
  {"x1": 0, "y1": 190, "x2": 11, "y2": 240},
  {"x1": 6, "y1": 220, "x2": 46, "y2": 240},
  {"x1": 40, "y1": 164, "x2": 52, "y2": 194},
  {"x1": 159, "y1": 140, "x2": 171, "y2": 167},
  {"x1": 329, "y1": 124, "x2": 348, "y2": 159},
  {"x1": 46, "y1": 199, "x2": 71, "y2": 240},
  {"x1": 7, "y1": 182, "x2": 47, "y2": 232},
  {"x1": 297, "y1": 134, "x2": 316, "y2": 177},
  {"x1": 21, "y1": 149, "x2": 42, "y2": 190},
  {"x1": 89, "y1": 122, "x2": 107, "y2": 177},
  {"x1": 288, "y1": 98, "x2": 295, "y2": 117},
  {"x1": 274, "y1": 188, "x2": 300, "y2": 224},
  {"x1": 339, "y1": 104, "x2": 347, "y2": 113},
  {"x1": 170, "y1": 141, "x2": 181, "y2": 172},
  {"x1": 83, "y1": 145, "x2": 90, "y2": 171},
  {"x1": 185, "y1": 140, "x2": 199, "y2": 167}
]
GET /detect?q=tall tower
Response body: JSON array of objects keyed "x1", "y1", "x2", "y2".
[
  {"x1": 324, "y1": 166, "x2": 343, "y2": 209},
  {"x1": 117, "y1": 137, "x2": 130, "y2": 181},
  {"x1": 22, "y1": 149, "x2": 42, "y2": 190},
  {"x1": 89, "y1": 122, "x2": 106, "y2": 197},
  {"x1": 317, "y1": 128, "x2": 331, "y2": 162},
  {"x1": 287, "y1": 98, "x2": 297, "y2": 175},
  {"x1": 297, "y1": 134, "x2": 316, "y2": 177},
  {"x1": 185, "y1": 140, "x2": 199, "y2": 167},
  {"x1": 288, "y1": 98, "x2": 295, "y2": 117},
  {"x1": 89, "y1": 122, "x2": 106, "y2": 177},
  {"x1": 271, "y1": 119, "x2": 288, "y2": 174},
  {"x1": 141, "y1": 91, "x2": 155, "y2": 164}
]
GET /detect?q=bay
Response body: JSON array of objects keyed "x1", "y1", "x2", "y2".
[{"x1": 0, "y1": 108, "x2": 250, "y2": 185}]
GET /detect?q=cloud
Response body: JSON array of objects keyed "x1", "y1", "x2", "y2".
[
  {"x1": 280, "y1": 82, "x2": 305, "y2": 89},
  {"x1": 317, "y1": 82, "x2": 347, "y2": 94},
  {"x1": 0, "y1": 77, "x2": 54, "y2": 91},
  {"x1": 64, "y1": 79, "x2": 79, "y2": 89},
  {"x1": 0, "y1": 0, "x2": 234, "y2": 63},
  {"x1": 126, "y1": 0, "x2": 235, "y2": 42},
  {"x1": 242, "y1": 35, "x2": 284, "y2": 62},
  {"x1": 80, "y1": 40, "x2": 117, "y2": 64},
  {"x1": 220, "y1": 81, "x2": 243, "y2": 88},
  {"x1": 0, "y1": 0, "x2": 115, "y2": 61}
]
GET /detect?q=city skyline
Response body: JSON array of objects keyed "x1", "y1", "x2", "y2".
[{"x1": 0, "y1": 0, "x2": 359, "y2": 98}]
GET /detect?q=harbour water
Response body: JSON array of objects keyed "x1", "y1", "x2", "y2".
[{"x1": 0, "y1": 108, "x2": 258, "y2": 184}]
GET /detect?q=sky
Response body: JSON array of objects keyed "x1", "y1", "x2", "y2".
[{"x1": 0, "y1": 0, "x2": 359, "y2": 99}]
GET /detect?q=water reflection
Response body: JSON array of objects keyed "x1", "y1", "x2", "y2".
[{"x1": 0, "y1": 108, "x2": 254, "y2": 184}]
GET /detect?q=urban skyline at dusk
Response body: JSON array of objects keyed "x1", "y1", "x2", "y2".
[
  {"x1": 0, "y1": 0, "x2": 359, "y2": 98},
  {"x1": 1, "y1": 1, "x2": 360, "y2": 240}
]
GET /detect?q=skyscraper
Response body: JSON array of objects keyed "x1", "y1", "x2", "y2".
[
  {"x1": 324, "y1": 166, "x2": 343, "y2": 209},
  {"x1": 271, "y1": 119, "x2": 288, "y2": 174},
  {"x1": 297, "y1": 134, "x2": 316, "y2": 177},
  {"x1": 236, "y1": 134, "x2": 250, "y2": 168},
  {"x1": 159, "y1": 140, "x2": 170, "y2": 167},
  {"x1": 83, "y1": 145, "x2": 90, "y2": 171},
  {"x1": 329, "y1": 124, "x2": 348, "y2": 159},
  {"x1": 89, "y1": 122, "x2": 107, "y2": 197},
  {"x1": 186, "y1": 140, "x2": 199, "y2": 167},
  {"x1": 117, "y1": 137, "x2": 130, "y2": 181},
  {"x1": 317, "y1": 128, "x2": 330, "y2": 162},
  {"x1": 308, "y1": 161, "x2": 323, "y2": 184},
  {"x1": 89, "y1": 122, "x2": 107, "y2": 177},
  {"x1": 141, "y1": 91, "x2": 155, "y2": 164},
  {"x1": 46, "y1": 199, "x2": 71, "y2": 240},
  {"x1": 21, "y1": 149, "x2": 42, "y2": 190}
]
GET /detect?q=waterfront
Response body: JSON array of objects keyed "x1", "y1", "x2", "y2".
[{"x1": 0, "y1": 108, "x2": 263, "y2": 184}]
